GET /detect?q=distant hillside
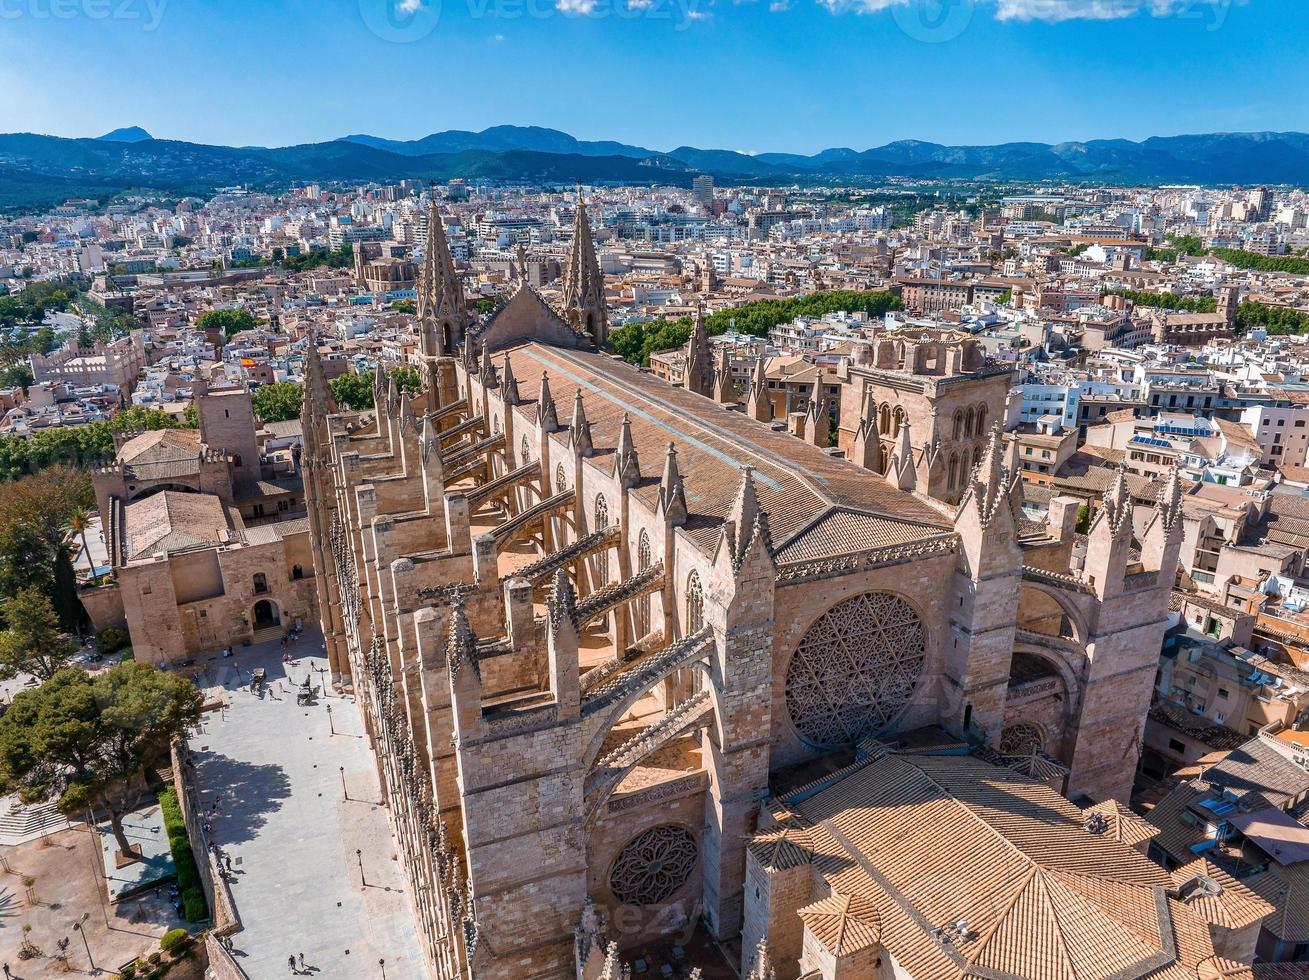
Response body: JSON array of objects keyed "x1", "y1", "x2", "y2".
[
  {"x1": 98, "y1": 126, "x2": 153, "y2": 143},
  {"x1": 4, "y1": 126, "x2": 1309, "y2": 211}
]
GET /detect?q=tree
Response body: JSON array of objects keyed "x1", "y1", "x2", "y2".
[
  {"x1": 392, "y1": 365, "x2": 421, "y2": 395},
  {"x1": 195, "y1": 309, "x2": 258, "y2": 340},
  {"x1": 251, "y1": 381, "x2": 303, "y2": 423},
  {"x1": 330, "y1": 373, "x2": 372, "y2": 411},
  {"x1": 0, "y1": 467, "x2": 94, "y2": 625},
  {"x1": 0, "y1": 663, "x2": 203, "y2": 860},
  {"x1": 0, "y1": 364, "x2": 33, "y2": 392},
  {"x1": 0, "y1": 588, "x2": 79, "y2": 681},
  {"x1": 68, "y1": 507, "x2": 93, "y2": 574},
  {"x1": 390, "y1": 299, "x2": 416, "y2": 314}
]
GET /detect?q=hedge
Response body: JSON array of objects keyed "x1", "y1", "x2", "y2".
[{"x1": 158, "y1": 787, "x2": 209, "y2": 923}]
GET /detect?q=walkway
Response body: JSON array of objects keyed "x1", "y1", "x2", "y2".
[{"x1": 189, "y1": 631, "x2": 422, "y2": 979}]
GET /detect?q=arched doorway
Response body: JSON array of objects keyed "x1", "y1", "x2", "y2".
[{"x1": 253, "y1": 599, "x2": 280, "y2": 631}]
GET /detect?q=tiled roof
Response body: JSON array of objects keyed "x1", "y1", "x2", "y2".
[
  {"x1": 779, "y1": 751, "x2": 1192, "y2": 980},
  {"x1": 797, "y1": 893, "x2": 881, "y2": 955},
  {"x1": 1083, "y1": 799, "x2": 1161, "y2": 849},
  {"x1": 123, "y1": 490, "x2": 235, "y2": 559},
  {"x1": 1170, "y1": 858, "x2": 1274, "y2": 931},
  {"x1": 499, "y1": 343, "x2": 949, "y2": 558}
]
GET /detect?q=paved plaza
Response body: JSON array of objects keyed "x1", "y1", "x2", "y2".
[{"x1": 189, "y1": 631, "x2": 422, "y2": 979}]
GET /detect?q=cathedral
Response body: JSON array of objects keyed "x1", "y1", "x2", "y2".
[{"x1": 301, "y1": 196, "x2": 1251, "y2": 979}]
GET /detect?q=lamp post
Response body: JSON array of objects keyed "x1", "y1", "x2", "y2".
[
  {"x1": 73, "y1": 916, "x2": 94, "y2": 973},
  {"x1": 326, "y1": 703, "x2": 335, "y2": 736},
  {"x1": 356, "y1": 848, "x2": 366, "y2": 887},
  {"x1": 340, "y1": 766, "x2": 349, "y2": 801},
  {"x1": 379, "y1": 958, "x2": 387, "y2": 979}
]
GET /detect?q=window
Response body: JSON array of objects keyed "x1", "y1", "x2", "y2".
[
  {"x1": 685, "y1": 571, "x2": 705, "y2": 634},
  {"x1": 594, "y1": 494, "x2": 609, "y2": 587},
  {"x1": 521, "y1": 435, "x2": 531, "y2": 466},
  {"x1": 636, "y1": 531, "x2": 652, "y2": 637},
  {"x1": 1169, "y1": 738, "x2": 1187, "y2": 754},
  {"x1": 555, "y1": 463, "x2": 567, "y2": 493},
  {"x1": 292, "y1": 564, "x2": 303, "y2": 580},
  {"x1": 253, "y1": 572, "x2": 268, "y2": 594}
]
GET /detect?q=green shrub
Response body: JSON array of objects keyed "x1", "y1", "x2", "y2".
[
  {"x1": 117, "y1": 963, "x2": 138, "y2": 979},
  {"x1": 160, "y1": 928, "x2": 189, "y2": 953},
  {"x1": 182, "y1": 887, "x2": 206, "y2": 923},
  {"x1": 147, "y1": 951, "x2": 162, "y2": 965},
  {"x1": 158, "y1": 787, "x2": 209, "y2": 923},
  {"x1": 96, "y1": 626, "x2": 130, "y2": 653}
]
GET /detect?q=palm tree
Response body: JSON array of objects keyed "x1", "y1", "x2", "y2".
[{"x1": 67, "y1": 508, "x2": 93, "y2": 577}]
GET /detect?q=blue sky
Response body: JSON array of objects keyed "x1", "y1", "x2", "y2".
[{"x1": 0, "y1": 0, "x2": 1303, "y2": 152}]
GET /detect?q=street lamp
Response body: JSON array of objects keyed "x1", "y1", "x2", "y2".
[
  {"x1": 326, "y1": 703, "x2": 335, "y2": 736},
  {"x1": 73, "y1": 915, "x2": 94, "y2": 973},
  {"x1": 379, "y1": 958, "x2": 387, "y2": 979},
  {"x1": 340, "y1": 766, "x2": 349, "y2": 801},
  {"x1": 356, "y1": 848, "x2": 366, "y2": 887}
]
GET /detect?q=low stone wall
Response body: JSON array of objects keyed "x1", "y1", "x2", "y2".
[{"x1": 81, "y1": 581, "x2": 125, "y2": 630}]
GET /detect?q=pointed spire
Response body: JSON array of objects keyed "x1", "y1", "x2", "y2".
[
  {"x1": 445, "y1": 598, "x2": 479, "y2": 680},
  {"x1": 746, "y1": 940, "x2": 776, "y2": 980},
  {"x1": 560, "y1": 187, "x2": 608, "y2": 347},
  {"x1": 500, "y1": 353, "x2": 519, "y2": 405},
  {"x1": 1158, "y1": 463, "x2": 1184, "y2": 533},
  {"x1": 301, "y1": 330, "x2": 337, "y2": 423},
  {"x1": 747, "y1": 355, "x2": 771, "y2": 422},
  {"x1": 658, "y1": 442, "x2": 687, "y2": 527},
  {"x1": 547, "y1": 568, "x2": 579, "y2": 638},
  {"x1": 538, "y1": 371, "x2": 559, "y2": 432},
  {"x1": 1103, "y1": 464, "x2": 1133, "y2": 537},
  {"x1": 684, "y1": 306, "x2": 713, "y2": 398},
  {"x1": 616, "y1": 413, "x2": 641, "y2": 487},
  {"x1": 723, "y1": 466, "x2": 773, "y2": 570},
  {"x1": 479, "y1": 342, "x2": 498, "y2": 388},
  {"x1": 885, "y1": 419, "x2": 916, "y2": 491},
  {"x1": 570, "y1": 390, "x2": 593, "y2": 456},
  {"x1": 804, "y1": 395, "x2": 830, "y2": 447},
  {"x1": 973, "y1": 423, "x2": 1006, "y2": 495},
  {"x1": 852, "y1": 416, "x2": 882, "y2": 472},
  {"x1": 418, "y1": 200, "x2": 468, "y2": 358},
  {"x1": 713, "y1": 345, "x2": 735, "y2": 403}
]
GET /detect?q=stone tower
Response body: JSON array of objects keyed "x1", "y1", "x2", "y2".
[
  {"x1": 561, "y1": 187, "x2": 608, "y2": 347},
  {"x1": 195, "y1": 385, "x2": 261, "y2": 493},
  {"x1": 418, "y1": 199, "x2": 470, "y2": 363}
]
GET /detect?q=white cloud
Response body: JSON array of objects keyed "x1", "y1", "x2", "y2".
[
  {"x1": 994, "y1": 0, "x2": 1190, "y2": 20},
  {"x1": 768, "y1": 0, "x2": 791, "y2": 10},
  {"x1": 557, "y1": 0, "x2": 598, "y2": 12},
  {"x1": 815, "y1": 0, "x2": 907, "y2": 13},
  {"x1": 491, "y1": 32, "x2": 507, "y2": 40},
  {"x1": 627, "y1": 0, "x2": 655, "y2": 9},
  {"x1": 396, "y1": 0, "x2": 424, "y2": 12}
]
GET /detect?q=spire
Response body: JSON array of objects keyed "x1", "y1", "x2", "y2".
[
  {"x1": 570, "y1": 390, "x2": 593, "y2": 456},
  {"x1": 418, "y1": 200, "x2": 468, "y2": 357},
  {"x1": 1158, "y1": 464, "x2": 1184, "y2": 533},
  {"x1": 445, "y1": 599, "x2": 479, "y2": 680},
  {"x1": 500, "y1": 353, "x2": 519, "y2": 406},
  {"x1": 301, "y1": 330, "x2": 337, "y2": 424},
  {"x1": 1103, "y1": 464, "x2": 1133, "y2": 538},
  {"x1": 722, "y1": 466, "x2": 773, "y2": 570},
  {"x1": 885, "y1": 419, "x2": 916, "y2": 491},
  {"x1": 745, "y1": 940, "x2": 776, "y2": 980},
  {"x1": 747, "y1": 355, "x2": 771, "y2": 422},
  {"x1": 804, "y1": 395, "x2": 830, "y2": 447},
  {"x1": 547, "y1": 568, "x2": 579, "y2": 638},
  {"x1": 561, "y1": 187, "x2": 608, "y2": 347},
  {"x1": 479, "y1": 342, "x2": 498, "y2": 389},
  {"x1": 960, "y1": 424, "x2": 1011, "y2": 526},
  {"x1": 658, "y1": 442, "x2": 687, "y2": 527},
  {"x1": 713, "y1": 345, "x2": 735, "y2": 403},
  {"x1": 538, "y1": 371, "x2": 559, "y2": 432},
  {"x1": 684, "y1": 306, "x2": 713, "y2": 398},
  {"x1": 615, "y1": 413, "x2": 640, "y2": 487}
]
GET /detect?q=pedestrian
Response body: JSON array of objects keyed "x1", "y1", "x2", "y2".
[
  {"x1": 225, "y1": 855, "x2": 232, "y2": 872},
  {"x1": 288, "y1": 954, "x2": 297, "y2": 973},
  {"x1": 4, "y1": 962, "x2": 11, "y2": 978},
  {"x1": 298, "y1": 953, "x2": 306, "y2": 969}
]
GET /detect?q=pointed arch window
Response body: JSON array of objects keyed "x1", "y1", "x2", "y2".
[
  {"x1": 685, "y1": 570, "x2": 705, "y2": 635},
  {"x1": 594, "y1": 494, "x2": 610, "y2": 587},
  {"x1": 555, "y1": 462, "x2": 568, "y2": 493},
  {"x1": 953, "y1": 410, "x2": 964, "y2": 440},
  {"x1": 964, "y1": 407, "x2": 976, "y2": 439},
  {"x1": 636, "y1": 530, "x2": 652, "y2": 638},
  {"x1": 976, "y1": 404, "x2": 988, "y2": 436},
  {"x1": 878, "y1": 403, "x2": 892, "y2": 435}
]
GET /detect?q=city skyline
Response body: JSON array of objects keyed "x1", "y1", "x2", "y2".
[{"x1": 0, "y1": 0, "x2": 1303, "y2": 153}]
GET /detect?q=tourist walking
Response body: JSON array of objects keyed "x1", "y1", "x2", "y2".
[{"x1": 288, "y1": 954, "x2": 297, "y2": 973}]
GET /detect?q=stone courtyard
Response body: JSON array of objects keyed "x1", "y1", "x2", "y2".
[{"x1": 187, "y1": 630, "x2": 422, "y2": 979}]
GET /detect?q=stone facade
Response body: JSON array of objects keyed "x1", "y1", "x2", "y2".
[{"x1": 301, "y1": 203, "x2": 1181, "y2": 978}]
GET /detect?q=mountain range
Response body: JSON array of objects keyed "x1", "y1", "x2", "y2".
[{"x1": 4, "y1": 124, "x2": 1309, "y2": 210}]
